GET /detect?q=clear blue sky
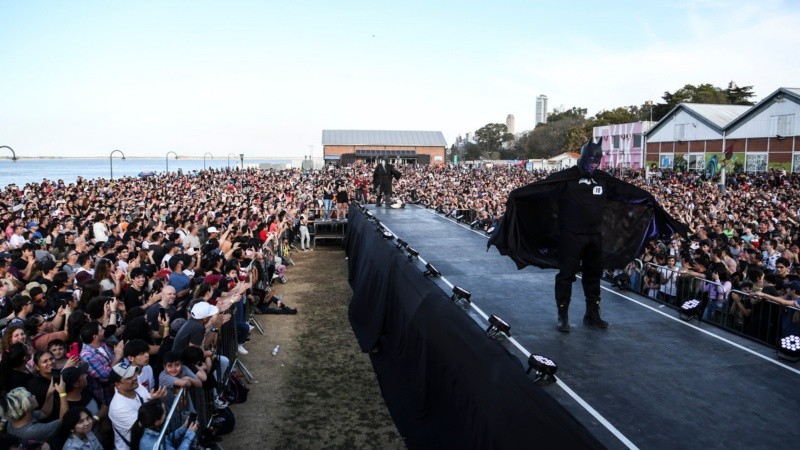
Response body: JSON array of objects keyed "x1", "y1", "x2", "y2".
[{"x1": 1, "y1": 0, "x2": 798, "y2": 158}]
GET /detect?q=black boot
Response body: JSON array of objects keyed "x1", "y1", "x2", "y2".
[
  {"x1": 583, "y1": 299, "x2": 608, "y2": 329},
  {"x1": 557, "y1": 302, "x2": 570, "y2": 333}
]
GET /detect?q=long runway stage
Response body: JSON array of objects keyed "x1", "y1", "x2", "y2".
[{"x1": 366, "y1": 204, "x2": 800, "y2": 450}]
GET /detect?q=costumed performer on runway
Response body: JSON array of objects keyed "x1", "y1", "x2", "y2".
[
  {"x1": 372, "y1": 158, "x2": 402, "y2": 207},
  {"x1": 488, "y1": 139, "x2": 687, "y2": 332}
]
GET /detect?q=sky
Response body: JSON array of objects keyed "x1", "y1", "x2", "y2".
[{"x1": 1, "y1": 0, "x2": 799, "y2": 158}]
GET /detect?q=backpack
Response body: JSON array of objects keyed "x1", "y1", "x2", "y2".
[
  {"x1": 210, "y1": 406, "x2": 236, "y2": 436},
  {"x1": 223, "y1": 371, "x2": 250, "y2": 404}
]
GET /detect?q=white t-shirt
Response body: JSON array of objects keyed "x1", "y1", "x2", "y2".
[
  {"x1": 138, "y1": 365, "x2": 156, "y2": 392},
  {"x1": 93, "y1": 222, "x2": 109, "y2": 243},
  {"x1": 109, "y1": 384, "x2": 151, "y2": 450}
]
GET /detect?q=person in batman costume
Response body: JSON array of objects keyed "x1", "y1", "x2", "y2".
[
  {"x1": 372, "y1": 158, "x2": 402, "y2": 207},
  {"x1": 488, "y1": 139, "x2": 687, "y2": 332}
]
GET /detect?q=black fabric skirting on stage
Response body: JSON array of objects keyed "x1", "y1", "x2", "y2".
[{"x1": 346, "y1": 205, "x2": 605, "y2": 450}]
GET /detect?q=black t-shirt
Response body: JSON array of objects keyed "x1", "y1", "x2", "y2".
[
  {"x1": 2, "y1": 369, "x2": 32, "y2": 392},
  {"x1": 122, "y1": 286, "x2": 148, "y2": 311},
  {"x1": 558, "y1": 176, "x2": 607, "y2": 234},
  {"x1": 27, "y1": 375, "x2": 59, "y2": 423},
  {"x1": 144, "y1": 303, "x2": 178, "y2": 332}
]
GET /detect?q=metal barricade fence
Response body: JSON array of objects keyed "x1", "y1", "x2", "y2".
[
  {"x1": 153, "y1": 387, "x2": 189, "y2": 450},
  {"x1": 616, "y1": 262, "x2": 799, "y2": 354}
]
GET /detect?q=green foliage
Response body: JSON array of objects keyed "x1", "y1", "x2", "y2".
[
  {"x1": 524, "y1": 108, "x2": 588, "y2": 158},
  {"x1": 500, "y1": 131, "x2": 528, "y2": 160},
  {"x1": 649, "y1": 82, "x2": 757, "y2": 121},
  {"x1": 674, "y1": 154, "x2": 687, "y2": 172},
  {"x1": 463, "y1": 142, "x2": 481, "y2": 161},
  {"x1": 474, "y1": 123, "x2": 514, "y2": 158},
  {"x1": 726, "y1": 84, "x2": 756, "y2": 105}
]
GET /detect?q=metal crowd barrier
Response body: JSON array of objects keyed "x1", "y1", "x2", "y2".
[
  {"x1": 153, "y1": 387, "x2": 188, "y2": 450},
  {"x1": 218, "y1": 301, "x2": 254, "y2": 383},
  {"x1": 619, "y1": 262, "x2": 800, "y2": 353}
]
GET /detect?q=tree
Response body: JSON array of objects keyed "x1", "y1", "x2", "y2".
[
  {"x1": 500, "y1": 131, "x2": 529, "y2": 160},
  {"x1": 725, "y1": 82, "x2": 756, "y2": 105},
  {"x1": 525, "y1": 107, "x2": 588, "y2": 158},
  {"x1": 652, "y1": 83, "x2": 745, "y2": 121},
  {"x1": 463, "y1": 142, "x2": 481, "y2": 161},
  {"x1": 474, "y1": 123, "x2": 514, "y2": 158}
]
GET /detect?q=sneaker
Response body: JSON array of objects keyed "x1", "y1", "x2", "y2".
[
  {"x1": 213, "y1": 396, "x2": 229, "y2": 410},
  {"x1": 237, "y1": 344, "x2": 249, "y2": 355}
]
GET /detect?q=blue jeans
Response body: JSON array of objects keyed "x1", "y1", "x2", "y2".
[
  {"x1": 703, "y1": 299, "x2": 726, "y2": 322},
  {"x1": 323, "y1": 199, "x2": 333, "y2": 219}
]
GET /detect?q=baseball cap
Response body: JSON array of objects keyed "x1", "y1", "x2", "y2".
[
  {"x1": 203, "y1": 274, "x2": 222, "y2": 285},
  {"x1": 207, "y1": 227, "x2": 219, "y2": 233},
  {"x1": 191, "y1": 301, "x2": 218, "y2": 320},
  {"x1": 787, "y1": 280, "x2": 800, "y2": 292},
  {"x1": 110, "y1": 362, "x2": 138, "y2": 382}
]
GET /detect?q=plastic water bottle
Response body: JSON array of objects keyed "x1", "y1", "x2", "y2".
[{"x1": 272, "y1": 345, "x2": 280, "y2": 356}]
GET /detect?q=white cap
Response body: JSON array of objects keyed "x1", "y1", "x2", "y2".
[{"x1": 191, "y1": 302, "x2": 219, "y2": 320}]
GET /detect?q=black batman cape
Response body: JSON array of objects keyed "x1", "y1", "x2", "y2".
[{"x1": 488, "y1": 167, "x2": 687, "y2": 270}]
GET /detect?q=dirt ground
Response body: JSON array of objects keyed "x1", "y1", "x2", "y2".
[{"x1": 223, "y1": 243, "x2": 405, "y2": 450}]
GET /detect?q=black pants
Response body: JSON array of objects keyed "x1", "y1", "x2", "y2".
[
  {"x1": 555, "y1": 230, "x2": 603, "y2": 307},
  {"x1": 376, "y1": 185, "x2": 392, "y2": 206}
]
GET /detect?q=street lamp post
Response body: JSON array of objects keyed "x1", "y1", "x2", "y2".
[
  {"x1": 239, "y1": 153, "x2": 244, "y2": 171},
  {"x1": 109, "y1": 149, "x2": 125, "y2": 180},
  {"x1": 203, "y1": 152, "x2": 213, "y2": 170},
  {"x1": 227, "y1": 153, "x2": 236, "y2": 170},
  {"x1": 165, "y1": 151, "x2": 178, "y2": 173},
  {"x1": 0, "y1": 146, "x2": 17, "y2": 161}
]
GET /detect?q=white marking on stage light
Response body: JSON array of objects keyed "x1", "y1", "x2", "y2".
[
  {"x1": 378, "y1": 218, "x2": 636, "y2": 449},
  {"x1": 598, "y1": 284, "x2": 800, "y2": 377}
]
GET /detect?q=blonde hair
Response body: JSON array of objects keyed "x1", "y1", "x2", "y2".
[{"x1": 0, "y1": 387, "x2": 33, "y2": 420}]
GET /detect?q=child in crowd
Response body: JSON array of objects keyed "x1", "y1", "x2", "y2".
[
  {"x1": 158, "y1": 351, "x2": 203, "y2": 411},
  {"x1": 48, "y1": 338, "x2": 68, "y2": 370}
]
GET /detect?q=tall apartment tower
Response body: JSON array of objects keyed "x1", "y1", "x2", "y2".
[
  {"x1": 506, "y1": 114, "x2": 516, "y2": 134},
  {"x1": 535, "y1": 95, "x2": 548, "y2": 125}
]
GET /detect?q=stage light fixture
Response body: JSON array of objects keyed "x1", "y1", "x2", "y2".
[
  {"x1": 485, "y1": 314, "x2": 510, "y2": 338},
  {"x1": 365, "y1": 211, "x2": 374, "y2": 219},
  {"x1": 679, "y1": 299, "x2": 702, "y2": 321},
  {"x1": 486, "y1": 226, "x2": 495, "y2": 235},
  {"x1": 376, "y1": 224, "x2": 385, "y2": 233},
  {"x1": 423, "y1": 263, "x2": 441, "y2": 277},
  {"x1": 450, "y1": 285, "x2": 471, "y2": 303},
  {"x1": 406, "y1": 246, "x2": 419, "y2": 260},
  {"x1": 526, "y1": 354, "x2": 558, "y2": 384},
  {"x1": 396, "y1": 239, "x2": 408, "y2": 250},
  {"x1": 381, "y1": 231, "x2": 394, "y2": 240},
  {"x1": 777, "y1": 335, "x2": 800, "y2": 362}
]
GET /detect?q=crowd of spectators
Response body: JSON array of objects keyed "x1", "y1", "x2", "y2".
[{"x1": 2, "y1": 161, "x2": 800, "y2": 447}]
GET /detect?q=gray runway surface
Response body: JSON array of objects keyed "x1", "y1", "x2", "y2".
[{"x1": 366, "y1": 204, "x2": 800, "y2": 450}]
